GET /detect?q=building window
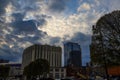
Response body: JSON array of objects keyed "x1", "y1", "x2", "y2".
[
  {"x1": 61, "y1": 73, "x2": 64, "y2": 78},
  {"x1": 49, "y1": 73, "x2": 53, "y2": 78},
  {"x1": 50, "y1": 68, "x2": 53, "y2": 72},
  {"x1": 55, "y1": 68, "x2": 59, "y2": 72},
  {"x1": 55, "y1": 73, "x2": 59, "y2": 79},
  {"x1": 61, "y1": 68, "x2": 64, "y2": 72}
]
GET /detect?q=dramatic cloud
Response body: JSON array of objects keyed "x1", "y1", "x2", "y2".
[
  {"x1": 77, "y1": 2, "x2": 91, "y2": 11},
  {"x1": 0, "y1": 0, "x2": 10, "y2": 16},
  {"x1": 12, "y1": 13, "x2": 24, "y2": 21},
  {"x1": 65, "y1": 32, "x2": 91, "y2": 65},
  {"x1": 70, "y1": 33, "x2": 91, "y2": 46},
  {"x1": 0, "y1": 0, "x2": 120, "y2": 65},
  {"x1": 48, "y1": 0, "x2": 66, "y2": 13},
  {"x1": 12, "y1": 20, "x2": 37, "y2": 34}
]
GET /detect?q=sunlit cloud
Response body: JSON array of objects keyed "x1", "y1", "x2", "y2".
[
  {"x1": 0, "y1": 0, "x2": 120, "y2": 65},
  {"x1": 77, "y1": 2, "x2": 91, "y2": 11}
]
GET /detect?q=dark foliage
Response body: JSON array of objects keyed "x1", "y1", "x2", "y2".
[
  {"x1": 0, "y1": 65, "x2": 10, "y2": 80},
  {"x1": 23, "y1": 59, "x2": 50, "y2": 80},
  {"x1": 91, "y1": 10, "x2": 120, "y2": 66}
]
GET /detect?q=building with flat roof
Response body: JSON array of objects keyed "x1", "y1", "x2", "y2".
[
  {"x1": 70, "y1": 50, "x2": 81, "y2": 67},
  {"x1": 0, "y1": 59, "x2": 9, "y2": 63},
  {"x1": 64, "y1": 42, "x2": 82, "y2": 67},
  {"x1": 22, "y1": 44, "x2": 62, "y2": 69},
  {"x1": 0, "y1": 63, "x2": 22, "y2": 80},
  {"x1": 49, "y1": 67, "x2": 66, "y2": 79}
]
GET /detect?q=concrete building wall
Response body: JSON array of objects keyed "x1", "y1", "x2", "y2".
[{"x1": 22, "y1": 44, "x2": 62, "y2": 69}]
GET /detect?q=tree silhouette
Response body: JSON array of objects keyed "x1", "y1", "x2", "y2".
[
  {"x1": 0, "y1": 65, "x2": 10, "y2": 80},
  {"x1": 91, "y1": 10, "x2": 120, "y2": 66},
  {"x1": 23, "y1": 59, "x2": 50, "y2": 80}
]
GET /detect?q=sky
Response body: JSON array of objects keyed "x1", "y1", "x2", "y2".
[{"x1": 0, "y1": 0, "x2": 120, "y2": 66}]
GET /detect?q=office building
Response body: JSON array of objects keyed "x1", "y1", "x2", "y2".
[
  {"x1": 22, "y1": 44, "x2": 62, "y2": 69},
  {"x1": 70, "y1": 51, "x2": 81, "y2": 67},
  {"x1": 48, "y1": 67, "x2": 66, "y2": 79},
  {"x1": 64, "y1": 42, "x2": 82, "y2": 67}
]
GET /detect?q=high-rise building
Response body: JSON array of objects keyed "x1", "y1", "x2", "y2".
[
  {"x1": 64, "y1": 42, "x2": 82, "y2": 67},
  {"x1": 70, "y1": 51, "x2": 81, "y2": 67},
  {"x1": 22, "y1": 44, "x2": 62, "y2": 69}
]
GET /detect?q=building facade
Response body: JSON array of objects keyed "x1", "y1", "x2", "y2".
[
  {"x1": 0, "y1": 63, "x2": 22, "y2": 80},
  {"x1": 64, "y1": 42, "x2": 82, "y2": 67},
  {"x1": 0, "y1": 59, "x2": 9, "y2": 63},
  {"x1": 70, "y1": 51, "x2": 81, "y2": 67},
  {"x1": 22, "y1": 44, "x2": 62, "y2": 69},
  {"x1": 48, "y1": 67, "x2": 66, "y2": 79}
]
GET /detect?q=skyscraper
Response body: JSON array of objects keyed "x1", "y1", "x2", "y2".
[
  {"x1": 64, "y1": 42, "x2": 82, "y2": 67},
  {"x1": 22, "y1": 44, "x2": 62, "y2": 69}
]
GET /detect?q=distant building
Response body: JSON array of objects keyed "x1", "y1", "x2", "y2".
[
  {"x1": 0, "y1": 59, "x2": 9, "y2": 63},
  {"x1": 9, "y1": 63, "x2": 22, "y2": 80},
  {"x1": 64, "y1": 42, "x2": 82, "y2": 67},
  {"x1": 48, "y1": 67, "x2": 66, "y2": 79},
  {"x1": 66, "y1": 65, "x2": 90, "y2": 79},
  {"x1": 22, "y1": 44, "x2": 62, "y2": 69},
  {"x1": 70, "y1": 51, "x2": 81, "y2": 67},
  {"x1": 108, "y1": 66, "x2": 120, "y2": 76},
  {"x1": 22, "y1": 44, "x2": 66, "y2": 79},
  {"x1": 0, "y1": 63, "x2": 22, "y2": 80}
]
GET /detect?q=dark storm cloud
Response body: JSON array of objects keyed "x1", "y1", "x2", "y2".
[
  {"x1": 34, "y1": 14, "x2": 51, "y2": 27},
  {"x1": 23, "y1": 3, "x2": 40, "y2": 11},
  {"x1": 16, "y1": 0, "x2": 43, "y2": 12},
  {"x1": 0, "y1": 0, "x2": 10, "y2": 16},
  {"x1": 0, "y1": 28, "x2": 47, "y2": 62},
  {"x1": 11, "y1": 19, "x2": 47, "y2": 35},
  {"x1": 70, "y1": 32, "x2": 91, "y2": 46},
  {"x1": 0, "y1": 0, "x2": 44, "y2": 17},
  {"x1": 0, "y1": 49, "x2": 22, "y2": 62},
  {"x1": 67, "y1": 32, "x2": 91, "y2": 65},
  {"x1": 4, "y1": 30, "x2": 46, "y2": 47},
  {"x1": 11, "y1": 12, "x2": 47, "y2": 27},
  {"x1": 0, "y1": 44, "x2": 23, "y2": 62},
  {"x1": 11, "y1": 20, "x2": 37, "y2": 34},
  {"x1": 50, "y1": 37, "x2": 61, "y2": 45},
  {"x1": 12, "y1": 13, "x2": 25, "y2": 21},
  {"x1": 9, "y1": 12, "x2": 48, "y2": 44},
  {"x1": 0, "y1": 13, "x2": 48, "y2": 62},
  {"x1": 8, "y1": 16, "x2": 47, "y2": 43},
  {"x1": 18, "y1": 33, "x2": 45, "y2": 43},
  {"x1": 37, "y1": 19, "x2": 46, "y2": 27},
  {"x1": 48, "y1": 0, "x2": 66, "y2": 12}
]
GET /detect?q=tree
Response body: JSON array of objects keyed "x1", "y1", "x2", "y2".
[
  {"x1": 90, "y1": 10, "x2": 120, "y2": 66},
  {"x1": 23, "y1": 62, "x2": 34, "y2": 80},
  {"x1": 23, "y1": 59, "x2": 50, "y2": 80},
  {"x1": 0, "y1": 65, "x2": 10, "y2": 80}
]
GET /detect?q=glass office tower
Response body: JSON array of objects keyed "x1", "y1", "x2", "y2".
[{"x1": 64, "y1": 42, "x2": 82, "y2": 67}]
